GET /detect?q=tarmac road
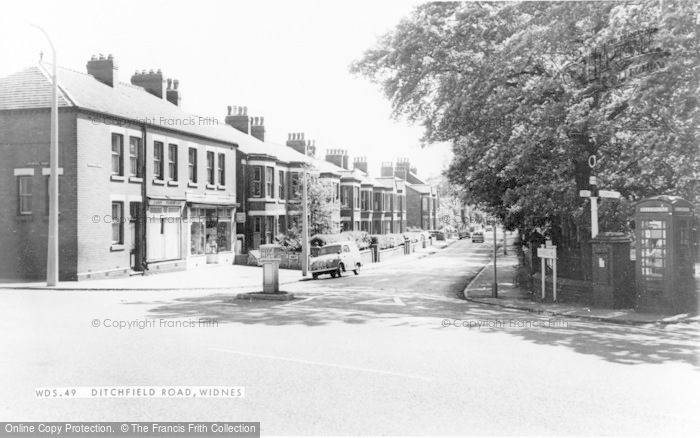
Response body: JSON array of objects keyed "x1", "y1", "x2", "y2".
[{"x1": 0, "y1": 238, "x2": 698, "y2": 435}]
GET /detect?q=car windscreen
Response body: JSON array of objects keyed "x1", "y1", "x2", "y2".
[{"x1": 318, "y1": 246, "x2": 340, "y2": 256}]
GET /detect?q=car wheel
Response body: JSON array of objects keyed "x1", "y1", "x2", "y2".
[
  {"x1": 330, "y1": 271, "x2": 336, "y2": 278},
  {"x1": 337, "y1": 264, "x2": 344, "y2": 277},
  {"x1": 353, "y1": 264, "x2": 360, "y2": 275},
  {"x1": 312, "y1": 273, "x2": 318, "y2": 280}
]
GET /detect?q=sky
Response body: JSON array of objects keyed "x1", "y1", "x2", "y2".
[{"x1": 0, "y1": 0, "x2": 453, "y2": 180}]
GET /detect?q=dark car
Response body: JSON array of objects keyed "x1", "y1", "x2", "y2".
[
  {"x1": 458, "y1": 230, "x2": 470, "y2": 239},
  {"x1": 471, "y1": 231, "x2": 484, "y2": 243}
]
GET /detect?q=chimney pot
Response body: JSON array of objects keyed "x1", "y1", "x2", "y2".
[
  {"x1": 157, "y1": 69, "x2": 162, "y2": 74},
  {"x1": 99, "y1": 53, "x2": 105, "y2": 60},
  {"x1": 260, "y1": 117, "x2": 264, "y2": 125},
  {"x1": 91, "y1": 55, "x2": 97, "y2": 61},
  {"x1": 173, "y1": 79, "x2": 179, "y2": 90},
  {"x1": 108, "y1": 54, "x2": 113, "y2": 60},
  {"x1": 167, "y1": 78, "x2": 172, "y2": 89},
  {"x1": 227, "y1": 106, "x2": 232, "y2": 116}
]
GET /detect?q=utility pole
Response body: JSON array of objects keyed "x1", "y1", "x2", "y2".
[
  {"x1": 301, "y1": 168, "x2": 309, "y2": 276},
  {"x1": 492, "y1": 219, "x2": 498, "y2": 298},
  {"x1": 33, "y1": 24, "x2": 59, "y2": 287},
  {"x1": 579, "y1": 155, "x2": 620, "y2": 238}
]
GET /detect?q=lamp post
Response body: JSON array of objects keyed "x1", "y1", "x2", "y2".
[
  {"x1": 301, "y1": 167, "x2": 309, "y2": 276},
  {"x1": 32, "y1": 24, "x2": 59, "y2": 287}
]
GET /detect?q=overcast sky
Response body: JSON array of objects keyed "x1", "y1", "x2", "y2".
[{"x1": 0, "y1": 0, "x2": 452, "y2": 179}]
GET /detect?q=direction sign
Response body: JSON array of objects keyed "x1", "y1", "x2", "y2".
[
  {"x1": 579, "y1": 190, "x2": 591, "y2": 198},
  {"x1": 537, "y1": 247, "x2": 557, "y2": 259},
  {"x1": 598, "y1": 190, "x2": 621, "y2": 199}
]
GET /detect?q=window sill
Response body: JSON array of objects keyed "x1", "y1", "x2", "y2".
[
  {"x1": 128, "y1": 176, "x2": 143, "y2": 184},
  {"x1": 216, "y1": 185, "x2": 226, "y2": 191},
  {"x1": 110, "y1": 244, "x2": 125, "y2": 252},
  {"x1": 188, "y1": 182, "x2": 199, "y2": 188},
  {"x1": 152, "y1": 179, "x2": 165, "y2": 186},
  {"x1": 110, "y1": 175, "x2": 125, "y2": 182},
  {"x1": 206, "y1": 184, "x2": 216, "y2": 190},
  {"x1": 167, "y1": 180, "x2": 179, "y2": 187},
  {"x1": 15, "y1": 215, "x2": 33, "y2": 221}
]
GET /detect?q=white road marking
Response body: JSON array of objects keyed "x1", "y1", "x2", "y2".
[
  {"x1": 355, "y1": 296, "x2": 406, "y2": 306},
  {"x1": 212, "y1": 348, "x2": 432, "y2": 381},
  {"x1": 274, "y1": 296, "x2": 317, "y2": 308}
]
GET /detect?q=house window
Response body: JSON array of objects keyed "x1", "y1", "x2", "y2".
[
  {"x1": 384, "y1": 194, "x2": 391, "y2": 211},
  {"x1": 129, "y1": 137, "x2": 142, "y2": 177},
  {"x1": 341, "y1": 186, "x2": 351, "y2": 208},
  {"x1": 111, "y1": 202, "x2": 124, "y2": 244},
  {"x1": 168, "y1": 144, "x2": 178, "y2": 181},
  {"x1": 206, "y1": 151, "x2": 215, "y2": 185},
  {"x1": 278, "y1": 170, "x2": 285, "y2": 199},
  {"x1": 252, "y1": 166, "x2": 262, "y2": 197},
  {"x1": 354, "y1": 187, "x2": 360, "y2": 209},
  {"x1": 266, "y1": 167, "x2": 274, "y2": 198},
  {"x1": 18, "y1": 176, "x2": 32, "y2": 215},
  {"x1": 374, "y1": 192, "x2": 381, "y2": 211},
  {"x1": 291, "y1": 172, "x2": 301, "y2": 199},
  {"x1": 254, "y1": 217, "x2": 262, "y2": 233},
  {"x1": 188, "y1": 148, "x2": 198, "y2": 182},
  {"x1": 111, "y1": 133, "x2": 123, "y2": 175},
  {"x1": 153, "y1": 141, "x2": 164, "y2": 180},
  {"x1": 218, "y1": 153, "x2": 225, "y2": 186}
]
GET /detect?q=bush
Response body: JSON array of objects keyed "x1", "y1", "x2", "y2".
[
  {"x1": 369, "y1": 233, "x2": 407, "y2": 250},
  {"x1": 274, "y1": 231, "x2": 301, "y2": 252}
]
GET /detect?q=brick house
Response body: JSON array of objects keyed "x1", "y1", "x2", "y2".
[{"x1": 0, "y1": 56, "x2": 249, "y2": 280}]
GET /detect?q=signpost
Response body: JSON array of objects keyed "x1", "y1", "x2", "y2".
[
  {"x1": 537, "y1": 244, "x2": 557, "y2": 301},
  {"x1": 579, "y1": 155, "x2": 621, "y2": 238}
]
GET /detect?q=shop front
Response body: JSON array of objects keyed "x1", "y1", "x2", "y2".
[{"x1": 188, "y1": 204, "x2": 236, "y2": 266}]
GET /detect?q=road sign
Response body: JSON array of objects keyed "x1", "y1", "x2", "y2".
[
  {"x1": 579, "y1": 190, "x2": 591, "y2": 198},
  {"x1": 236, "y1": 212, "x2": 246, "y2": 223},
  {"x1": 589, "y1": 176, "x2": 597, "y2": 185},
  {"x1": 537, "y1": 247, "x2": 557, "y2": 259},
  {"x1": 598, "y1": 190, "x2": 621, "y2": 199}
]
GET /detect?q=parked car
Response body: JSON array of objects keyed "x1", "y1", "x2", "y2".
[
  {"x1": 309, "y1": 241, "x2": 362, "y2": 279},
  {"x1": 428, "y1": 230, "x2": 446, "y2": 241},
  {"x1": 471, "y1": 231, "x2": 485, "y2": 243},
  {"x1": 458, "y1": 230, "x2": 471, "y2": 239}
]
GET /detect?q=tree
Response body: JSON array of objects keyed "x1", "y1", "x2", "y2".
[
  {"x1": 279, "y1": 167, "x2": 340, "y2": 250},
  {"x1": 352, "y1": 0, "x2": 700, "y2": 244}
]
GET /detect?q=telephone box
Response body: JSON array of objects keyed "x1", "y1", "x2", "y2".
[{"x1": 635, "y1": 195, "x2": 696, "y2": 314}]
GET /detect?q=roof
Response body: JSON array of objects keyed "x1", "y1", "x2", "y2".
[
  {"x1": 373, "y1": 177, "x2": 397, "y2": 190},
  {"x1": 406, "y1": 183, "x2": 433, "y2": 195},
  {"x1": 0, "y1": 63, "x2": 342, "y2": 175}
]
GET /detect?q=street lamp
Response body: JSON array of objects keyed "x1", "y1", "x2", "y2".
[
  {"x1": 31, "y1": 23, "x2": 59, "y2": 287},
  {"x1": 301, "y1": 167, "x2": 309, "y2": 276}
]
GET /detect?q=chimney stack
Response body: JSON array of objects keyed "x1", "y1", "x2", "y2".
[
  {"x1": 395, "y1": 157, "x2": 411, "y2": 180},
  {"x1": 250, "y1": 116, "x2": 265, "y2": 142},
  {"x1": 381, "y1": 162, "x2": 394, "y2": 177},
  {"x1": 325, "y1": 149, "x2": 349, "y2": 170},
  {"x1": 225, "y1": 105, "x2": 250, "y2": 134},
  {"x1": 87, "y1": 54, "x2": 118, "y2": 87},
  {"x1": 287, "y1": 132, "x2": 315, "y2": 157},
  {"x1": 353, "y1": 156, "x2": 368, "y2": 174},
  {"x1": 131, "y1": 68, "x2": 166, "y2": 98},
  {"x1": 166, "y1": 78, "x2": 182, "y2": 106},
  {"x1": 410, "y1": 166, "x2": 418, "y2": 175}
]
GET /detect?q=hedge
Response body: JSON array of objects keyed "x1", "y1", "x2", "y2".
[{"x1": 310, "y1": 231, "x2": 371, "y2": 250}]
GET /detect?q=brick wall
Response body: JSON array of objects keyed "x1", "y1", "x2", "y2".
[{"x1": 0, "y1": 109, "x2": 78, "y2": 280}]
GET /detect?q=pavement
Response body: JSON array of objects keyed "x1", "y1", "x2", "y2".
[
  {"x1": 0, "y1": 240, "x2": 456, "y2": 291},
  {"x1": 464, "y1": 239, "x2": 700, "y2": 326}
]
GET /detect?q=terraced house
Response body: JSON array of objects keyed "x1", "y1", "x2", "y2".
[{"x1": 0, "y1": 54, "x2": 440, "y2": 281}]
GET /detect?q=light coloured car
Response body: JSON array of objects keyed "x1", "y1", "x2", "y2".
[{"x1": 309, "y1": 241, "x2": 362, "y2": 279}]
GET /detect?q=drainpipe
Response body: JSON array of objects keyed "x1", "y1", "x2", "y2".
[{"x1": 140, "y1": 122, "x2": 148, "y2": 271}]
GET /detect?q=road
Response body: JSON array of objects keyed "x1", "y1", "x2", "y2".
[{"x1": 0, "y1": 238, "x2": 699, "y2": 435}]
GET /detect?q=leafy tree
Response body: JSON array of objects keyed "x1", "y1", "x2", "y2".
[
  {"x1": 279, "y1": 167, "x2": 340, "y2": 250},
  {"x1": 352, "y1": 0, "x2": 700, "y2": 245}
]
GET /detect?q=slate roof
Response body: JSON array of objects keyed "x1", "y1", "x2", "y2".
[
  {"x1": 406, "y1": 183, "x2": 434, "y2": 195},
  {"x1": 0, "y1": 63, "x2": 341, "y2": 175}
]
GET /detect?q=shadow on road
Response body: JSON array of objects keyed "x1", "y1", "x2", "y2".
[{"x1": 132, "y1": 290, "x2": 700, "y2": 370}]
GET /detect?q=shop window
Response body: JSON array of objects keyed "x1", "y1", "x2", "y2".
[
  {"x1": 217, "y1": 208, "x2": 232, "y2": 252},
  {"x1": 153, "y1": 141, "x2": 164, "y2": 180},
  {"x1": 129, "y1": 137, "x2": 142, "y2": 177},
  {"x1": 190, "y1": 211, "x2": 205, "y2": 255},
  {"x1": 112, "y1": 134, "x2": 123, "y2": 176},
  {"x1": 18, "y1": 176, "x2": 32, "y2": 215},
  {"x1": 112, "y1": 202, "x2": 124, "y2": 244}
]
